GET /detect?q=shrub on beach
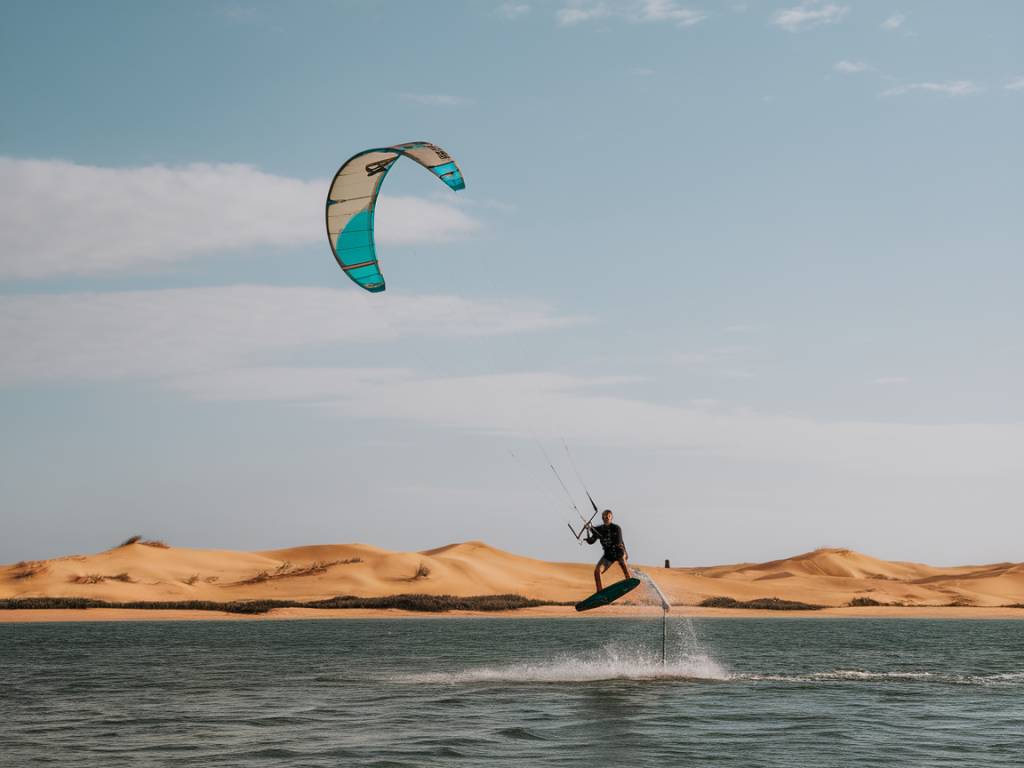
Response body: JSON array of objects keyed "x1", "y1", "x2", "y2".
[
  {"x1": 0, "y1": 594, "x2": 564, "y2": 614},
  {"x1": 116, "y1": 535, "x2": 169, "y2": 548},
  {"x1": 699, "y1": 596, "x2": 824, "y2": 611},
  {"x1": 849, "y1": 596, "x2": 882, "y2": 607},
  {"x1": 69, "y1": 573, "x2": 135, "y2": 584},
  {"x1": 308, "y1": 594, "x2": 554, "y2": 612},
  {"x1": 236, "y1": 558, "x2": 361, "y2": 585},
  {"x1": 11, "y1": 561, "x2": 49, "y2": 580}
]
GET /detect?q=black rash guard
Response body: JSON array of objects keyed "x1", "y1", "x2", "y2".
[{"x1": 586, "y1": 523, "x2": 625, "y2": 561}]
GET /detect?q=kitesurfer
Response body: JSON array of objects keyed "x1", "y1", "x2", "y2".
[{"x1": 585, "y1": 510, "x2": 630, "y2": 592}]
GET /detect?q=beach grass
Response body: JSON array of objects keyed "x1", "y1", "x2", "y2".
[
  {"x1": 0, "y1": 594, "x2": 565, "y2": 614},
  {"x1": 699, "y1": 596, "x2": 824, "y2": 611}
]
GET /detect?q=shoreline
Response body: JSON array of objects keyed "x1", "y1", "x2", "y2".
[
  {"x1": 6, "y1": 543, "x2": 1023, "y2": 618},
  {"x1": 3, "y1": 605, "x2": 1024, "y2": 623}
]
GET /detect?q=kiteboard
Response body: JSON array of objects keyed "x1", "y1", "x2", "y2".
[{"x1": 574, "y1": 577, "x2": 641, "y2": 612}]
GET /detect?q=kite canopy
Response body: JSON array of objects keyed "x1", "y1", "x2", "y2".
[{"x1": 325, "y1": 141, "x2": 465, "y2": 292}]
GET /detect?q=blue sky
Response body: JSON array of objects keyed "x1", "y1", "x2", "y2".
[{"x1": 2, "y1": 0, "x2": 1022, "y2": 566}]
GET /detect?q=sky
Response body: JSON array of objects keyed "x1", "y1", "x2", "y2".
[{"x1": 2, "y1": 0, "x2": 1022, "y2": 566}]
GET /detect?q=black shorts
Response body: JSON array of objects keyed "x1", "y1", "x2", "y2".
[{"x1": 597, "y1": 551, "x2": 625, "y2": 568}]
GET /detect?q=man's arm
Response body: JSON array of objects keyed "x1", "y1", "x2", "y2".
[{"x1": 584, "y1": 523, "x2": 599, "y2": 545}]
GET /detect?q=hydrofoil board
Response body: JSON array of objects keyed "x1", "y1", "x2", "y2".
[{"x1": 574, "y1": 577, "x2": 641, "y2": 612}]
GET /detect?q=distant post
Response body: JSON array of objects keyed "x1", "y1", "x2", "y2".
[{"x1": 664, "y1": 559, "x2": 670, "y2": 569}]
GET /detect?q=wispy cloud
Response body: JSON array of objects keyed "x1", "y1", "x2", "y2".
[
  {"x1": 497, "y1": 2, "x2": 530, "y2": 18},
  {"x1": 1005, "y1": 76, "x2": 1024, "y2": 91},
  {"x1": 835, "y1": 60, "x2": 868, "y2": 73},
  {"x1": 882, "y1": 80, "x2": 979, "y2": 97},
  {"x1": 4, "y1": 287, "x2": 1022, "y2": 478},
  {"x1": 0, "y1": 158, "x2": 481, "y2": 279},
  {"x1": 401, "y1": 93, "x2": 470, "y2": 106},
  {"x1": 0, "y1": 287, "x2": 583, "y2": 385},
  {"x1": 177, "y1": 366, "x2": 1024, "y2": 477},
  {"x1": 772, "y1": 2, "x2": 848, "y2": 32},
  {"x1": 874, "y1": 376, "x2": 909, "y2": 385},
  {"x1": 881, "y1": 12, "x2": 905, "y2": 30},
  {"x1": 557, "y1": 1, "x2": 706, "y2": 27},
  {"x1": 557, "y1": 4, "x2": 607, "y2": 24}
]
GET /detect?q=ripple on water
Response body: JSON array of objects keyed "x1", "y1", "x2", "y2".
[
  {"x1": 3, "y1": 618, "x2": 1024, "y2": 768},
  {"x1": 738, "y1": 669, "x2": 1024, "y2": 686}
]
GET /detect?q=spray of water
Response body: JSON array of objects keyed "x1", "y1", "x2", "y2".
[
  {"x1": 392, "y1": 662, "x2": 1024, "y2": 687},
  {"x1": 393, "y1": 641, "x2": 730, "y2": 684},
  {"x1": 391, "y1": 570, "x2": 726, "y2": 686}
]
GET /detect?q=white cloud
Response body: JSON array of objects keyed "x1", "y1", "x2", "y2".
[
  {"x1": 637, "y1": 0, "x2": 706, "y2": 24},
  {"x1": 874, "y1": 376, "x2": 909, "y2": 385},
  {"x1": 835, "y1": 60, "x2": 868, "y2": 74},
  {"x1": 170, "y1": 366, "x2": 1024, "y2": 478},
  {"x1": 401, "y1": 93, "x2": 470, "y2": 106},
  {"x1": 497, "y1": 2, "x2": 530, "y2": 19},
  {"x1": 3, "y1": 288, "x2": 1022, "y2": 480},
  {"x1": 0, "y1": 286, "x2": 583, "y2": 384},
  {"x1": 882, "y1": 80, "x2": 979, "y2": 97},
  {"x1": 772, "y1": 2, "x2": 848, "y2": 32},
  {"x1": 557, "y1": 1, "x2": 706, "y2": 27},
  {"x1": 0, "y1": 158, "x2": 480, "y2": 279},
  {"x1": 1005, "y1": 77, "x2": 1024, "y2": 91},
  {"x1": 881, "y1": 12, "x2": 905, "y2": 30},
  {"x1": 557, "y1": 5, "x2": 608, "y2": 24},
  {"x1": 374, "y1": 196, "x2": 480, "y2": 245}
]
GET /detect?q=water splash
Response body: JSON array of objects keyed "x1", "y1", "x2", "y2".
[
  {"x1": 632, "y1": 568, "x2": 671, "y2": 611},
  {"x1": 394, "y1": 644, "x2": 730, "y2": 684}
]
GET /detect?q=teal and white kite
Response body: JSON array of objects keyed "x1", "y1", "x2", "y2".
[{"x1": 325, "y1": 141, "x2": 465, "y2": 292}]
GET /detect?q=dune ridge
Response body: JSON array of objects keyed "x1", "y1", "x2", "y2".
[{"x1": 4, "y1": 541, "x2": 1024, "y2": 611}]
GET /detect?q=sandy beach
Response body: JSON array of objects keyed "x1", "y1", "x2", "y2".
[
  {"x1": 3, "y1": 540, "x2": 1022, "y2": 621},
  {"x1": 3, "y1": 605, "x2": 1024, "y2": 623}
]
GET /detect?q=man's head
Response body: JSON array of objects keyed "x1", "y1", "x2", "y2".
[{"x1": 602, "y1": 509, "x2": 613, "y2": 524}]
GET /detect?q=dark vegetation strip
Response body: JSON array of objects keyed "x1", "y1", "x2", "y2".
[
  {"x1": 849, "y1": 597, "x2": 893, "y2": 607},
  {"x1": 849, "y1": 597, "x2": 1021, "y2": 608},
  {"x1": 0, "y1": 594, "x2": 567, "y2": 614},
  {"x1": 117, "y1": 536, "x2": 169, "y2": 548},
  {"x1": 699, "y1": 596, "x2": 825, "y2": 611}
]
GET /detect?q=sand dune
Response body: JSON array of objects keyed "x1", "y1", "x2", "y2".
[{"x1": 4, "y1": 541, "x2": 1024, "y2": 612}]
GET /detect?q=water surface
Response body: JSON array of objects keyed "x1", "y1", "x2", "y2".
[{"x1": 2, "y1": 617, "x2": 1023, "y2": 766}]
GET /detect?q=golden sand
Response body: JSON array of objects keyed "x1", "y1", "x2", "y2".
[{"x1": 3, "y1": 541, "x2": 1022, "y2": 622}]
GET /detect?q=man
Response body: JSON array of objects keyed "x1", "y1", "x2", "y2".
[{"x1": 585, "y1": 509, "x2": 630, "y2": 592}]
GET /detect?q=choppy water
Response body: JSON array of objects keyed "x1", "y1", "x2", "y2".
[{"x1": 2, "y1": 617, "x2": 1023, "y2": 766}]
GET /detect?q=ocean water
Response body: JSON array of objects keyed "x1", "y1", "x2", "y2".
[{"x1": 2, "y1": 617, "x2": 1023, "y2": 767}]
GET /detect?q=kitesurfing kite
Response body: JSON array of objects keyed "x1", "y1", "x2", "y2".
[{"x1": 325, "y1": 141, "x2": 465, "y2": 292}]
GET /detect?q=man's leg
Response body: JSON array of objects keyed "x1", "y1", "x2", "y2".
[
  {"x1": 617, "y1": 558, "x2": 631, "y2": 580},
  {"x1": 594, "y1": 563, "x2": 603, "y2": 592}
]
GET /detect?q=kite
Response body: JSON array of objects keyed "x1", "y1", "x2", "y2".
[{"x1": 325, "y1": 142, "x2": 465, "y2": 292}]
